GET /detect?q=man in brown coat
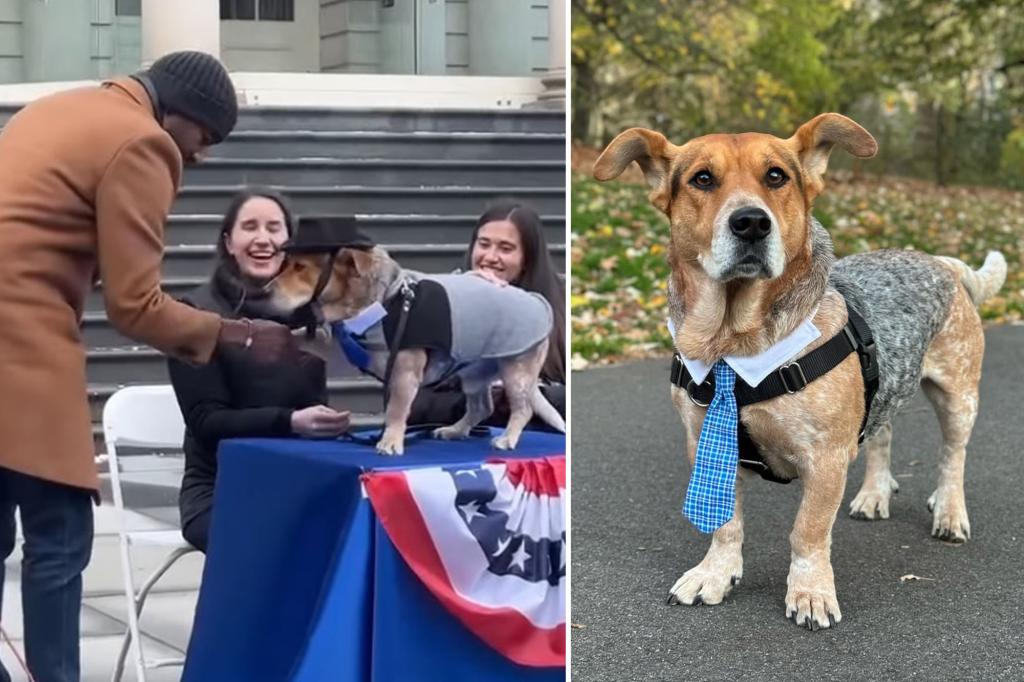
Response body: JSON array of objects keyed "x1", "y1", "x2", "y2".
[{"x1": 0, "y1": 51, "x2": 295, "y2": 682}]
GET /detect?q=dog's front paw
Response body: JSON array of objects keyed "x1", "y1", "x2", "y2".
[
  {"x1": 433, "y1": 425, "x2": 469, "y2": 441},
  {"x1": 849, "y1": 473, "x2": 899, "y2": 520},
  {"x1": 666, "y1": 540, "x2": 743, "y2": 607},
  {"x1": 785, "y1": 563, "x2": 841, "y2": 630},
  {"x1": 491, "y1": 434, "x2": 519, "y2": 450},
  {"x1": 927, "y1": 488, "x2": 970, "y2": 543},
  {"x1": 376, "y1": 431, "x2": 405, "y2": 456},
  {"x1": 666, "y1": 559, "x2": 742, "y2": 607}
]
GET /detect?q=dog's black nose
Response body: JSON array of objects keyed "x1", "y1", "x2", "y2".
[{"x1": 728, "y1": 207, "x2": 772, "y2": 242}]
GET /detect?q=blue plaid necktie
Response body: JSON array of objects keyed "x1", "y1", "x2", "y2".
[{"x1": 683, "y1": 361, "x2": 739, "y2": 533}]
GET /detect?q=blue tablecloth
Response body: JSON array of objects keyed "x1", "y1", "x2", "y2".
[{"x1": 181, "y1": 429, "x2": 566, "y2": 682}]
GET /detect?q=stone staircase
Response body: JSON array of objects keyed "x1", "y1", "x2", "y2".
[{"x1": 0, "y1": 105, "x2": 566, "y2": 450}]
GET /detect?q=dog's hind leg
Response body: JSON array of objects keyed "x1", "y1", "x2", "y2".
[
  {"x1": 530, "y1": 386, "x2": 565, "y2": 433},
  {"x1": 668, "y1": 470, "x2": 747, "y2": 607},
  {"x1": 920, "y1": 287, "x2": 983, "y2": 542},
  {"x1": 848, "y1": 421, "x2": 899, "y2": 520},
  {"x1": 433, "y1": 377, "x2": 494, "y2": 441},
  {"x1": 492, "y1": 342, "x2": 548, "y2": 450}
]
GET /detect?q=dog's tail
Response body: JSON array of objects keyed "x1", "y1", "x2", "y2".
[
  {"x1": 530, "y1": 386, "x2": 566, "y2": 433},
  {"x1": 937, "y1": 251, "x2": 1007, "y2": 306}
]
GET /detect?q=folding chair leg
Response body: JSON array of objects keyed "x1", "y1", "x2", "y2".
[{"x1": 110, "y1": 545, "x2": 198, "y2": 682}]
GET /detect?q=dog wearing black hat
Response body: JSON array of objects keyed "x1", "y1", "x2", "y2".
[{"x1": 270, "y1": 216, "x2": 566, "y2": 455}]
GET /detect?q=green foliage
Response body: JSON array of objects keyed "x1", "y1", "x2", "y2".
[
  {"x1": 1000, "y1": 128, "x2": 1024, "y2": 189},
  {"x1": 573, "y1": 0, "x2": 1024, "y2": 189}
]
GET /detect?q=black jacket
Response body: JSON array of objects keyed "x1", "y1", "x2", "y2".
[{"x1": 168, "y1": 265, "x2": 327, "y2": 531}]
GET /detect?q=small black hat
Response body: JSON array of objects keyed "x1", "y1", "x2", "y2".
[
  {"x1": 283, "y1": 216, "x2": 375, "y2": 253},
  {"x1": 146, "y1": 51, "x2": 238, "y2": 144}
]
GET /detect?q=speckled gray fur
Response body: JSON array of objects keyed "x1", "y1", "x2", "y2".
[{"x1": 830, "y1": 246, "x2": 957, "y2": 438}]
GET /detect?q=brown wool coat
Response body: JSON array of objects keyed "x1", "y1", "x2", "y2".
[{"x1": 0, "y1": 77, "x2": 222, "y2": 491}]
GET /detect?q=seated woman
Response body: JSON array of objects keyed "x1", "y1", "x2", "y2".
[
  {"x1": 408, "y1": 202, "x2": 566, "y2": 428},
  {"x1": 168, "y1": 188, "x2": 350, "y2": 553}
]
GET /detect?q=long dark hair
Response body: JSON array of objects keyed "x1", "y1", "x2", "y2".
[
  {"x1": 464, "y1": 202, "x2": 565, "y2": 382},
  {"x1": 215, "y1": 186, "x2": 295, "y2": 263}
]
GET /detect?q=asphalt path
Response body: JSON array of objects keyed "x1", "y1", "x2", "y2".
[{"x1": 570, "y1": 325, "x2": 1024, "y2": 681}]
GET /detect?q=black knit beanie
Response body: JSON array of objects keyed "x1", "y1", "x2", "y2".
[{"x1": 146, "y1": 51, "x2": 238, "y2": 144}]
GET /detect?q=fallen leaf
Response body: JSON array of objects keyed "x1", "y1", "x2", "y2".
[
  {"x1": 571, "y1": 623, "x2": 587, "y2": 629},
  {"x1": 899, "y1": 574, "x2": 937, "y2": 582}
]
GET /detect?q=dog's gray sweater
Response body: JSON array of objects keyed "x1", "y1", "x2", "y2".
[
  {"x1": 424, "y1": 273, "x2": 553, "y2": 361},
  {"x1": 830, "y1": 249, "x2": 957, "y2": 438}
]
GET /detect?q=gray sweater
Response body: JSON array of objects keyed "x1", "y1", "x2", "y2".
[{"x1": 424, "y1": 273, "x2": 553, "y2": 361}]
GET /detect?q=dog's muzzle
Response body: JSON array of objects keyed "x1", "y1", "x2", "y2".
[{"x1": 721, "y1": 207, "x2": 775, "y2": 279}]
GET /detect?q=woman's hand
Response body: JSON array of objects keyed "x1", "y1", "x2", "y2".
[
  {"x1": 291, "y1": 405, "x2": 351, "y2": 438},
  {"x1": 466, "y1": 269, "x2": 509, "y2": 286}
]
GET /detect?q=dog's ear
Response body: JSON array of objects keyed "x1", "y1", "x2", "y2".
[
  {"x1": 594, "y1": 128, "x2": 675, "y2": 211},
  {"x1": 789, "y1": 113, "x2": 877, "y2": 187},
  {"x1": 346, "y1": 248, "x2": 375, "y2": 277}
]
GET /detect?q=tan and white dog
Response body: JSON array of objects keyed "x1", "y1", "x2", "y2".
[
  {"x1": 271, "y1": 246, "x2": 566, "y2": 455},
  {"x1": 594, "y1": 113, "x2": 1005, "y2": 629}
]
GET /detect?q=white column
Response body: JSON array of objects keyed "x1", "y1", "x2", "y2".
[
  {"x1": 140, "y1": 0, "x2": 221, "y2": 67},
  {"x1": 532, "y1": 0, "x2": 566, "y2": 109}
]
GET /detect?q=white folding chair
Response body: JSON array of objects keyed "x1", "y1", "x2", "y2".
[{"x1": 102, "y1": 385, "x2": 198, "y2": 682}]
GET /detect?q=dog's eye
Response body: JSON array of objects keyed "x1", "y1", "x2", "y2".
[
  {"x1": 765, "y1": 167, "x2": 789, "y2": 188},
  {"x1": 689, "y1": 170, "x2": 717, "y2": 191}
]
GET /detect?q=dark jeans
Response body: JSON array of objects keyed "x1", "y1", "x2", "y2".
[{"x1": 0, "y1": 467, "x2": 94, "y2": 682}]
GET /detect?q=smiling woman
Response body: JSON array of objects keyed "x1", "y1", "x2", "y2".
[{"x1": 166, "y1": 187, "x2": 351, "y2": 554}]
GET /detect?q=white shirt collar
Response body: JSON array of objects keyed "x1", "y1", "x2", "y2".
[
  {"x1": 343, "y1": 302, "x2": 387, "y2": 334},
  {"x1": 667, "y1": 313, "x2": 821, "y2": 387}
]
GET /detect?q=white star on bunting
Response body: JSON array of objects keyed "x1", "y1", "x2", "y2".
[
  {"x1": 510, "y1": 542, "x2": 531, "y2": 572},
  {"x1": 492, "y1": 535, "x2": 512, "y2": 557},
  {"x1": 459, "y1": 500, "x2": 485, "y2": 523}
]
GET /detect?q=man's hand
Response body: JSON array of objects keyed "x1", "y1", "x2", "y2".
[
  {"x1": 291, "y1": 405, "x2": 351, "y2": 438},
  {"x1": 218, "y1": 318, "x2": 299, "y2": 363}
]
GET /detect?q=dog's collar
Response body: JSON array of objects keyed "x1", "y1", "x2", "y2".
[{"x1": 668, "y1": 314, "x2": 821, "y2": 387}]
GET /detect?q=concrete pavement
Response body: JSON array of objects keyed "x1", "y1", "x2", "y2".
[{"x1": 571, "y1": 325, "x2": 1024, "y2": 681}]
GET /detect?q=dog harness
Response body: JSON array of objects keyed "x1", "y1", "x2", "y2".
[{"x1": 670, "y1": 302, "x2": 879, "y2": 484}]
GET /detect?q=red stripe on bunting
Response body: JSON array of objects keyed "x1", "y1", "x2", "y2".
[
  {"x1": 363, "y1": 468, "x2": 565, "y2": 668},
  {"x1": 491, "y1": 456, "x2": 566, "y2": 496}
]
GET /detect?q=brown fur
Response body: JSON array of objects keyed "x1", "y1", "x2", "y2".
[
  {"x1": 271, "y1": 248, "x2": 565, "y2": 455},
  {"x1": 597, "y1": 113, "x2": 991, "y2": 631}
]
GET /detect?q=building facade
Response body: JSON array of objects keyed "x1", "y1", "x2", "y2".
[{"x1": 0, "y1": 0, "x2": 565, "y2": 107}]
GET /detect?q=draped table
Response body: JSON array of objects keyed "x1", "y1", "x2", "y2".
[{"x1": 180, "y1": 429, "x2": 566, "y2": 682}]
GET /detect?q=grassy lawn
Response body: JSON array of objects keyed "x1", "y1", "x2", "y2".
[{"x1": 571, "y1": 169, "x2": 1024, "y2": 367}]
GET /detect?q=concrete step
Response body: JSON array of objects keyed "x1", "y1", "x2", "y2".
[
  {"x1": 85, "y1": 343, "x2": 377, "y2": 385},
  {"x1": 168, "y1": 185, "x2": 564, "y2": 215},
  {"x1": 86, "y1": 242, "x2": 564, "y2": 315},
  {"x1": 0, "y1": 105, "x2": 565, "y2": 134},
  {"x1": 211, "y1": 130, "x2": 564, "y2": 160},
  {"x1": 88, "y1": 378, "x2": 385, "y2": 425},
  {"x1": 162, "y1": 213, "x2": 566, "y2": 247},
  {"x1": 91, "y1": 412, "x2": 385, "y2": 457},
  {"x1": 183, "y1": 157, "x2": 563, "y2": 187},
  {"x1": 227, "y1": 107, "x2": 566, "y2": 134},
  {"x1": 154, "y1": 242, "x2": 564, "y2": 278}
]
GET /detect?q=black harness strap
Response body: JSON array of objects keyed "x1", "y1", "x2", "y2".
[
  {"x1": 343, "y1": 280, "x2": 488, "y2": 447},
  {"x1": 670, "y1": 304, "x2": 879, "y2": 484}
]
